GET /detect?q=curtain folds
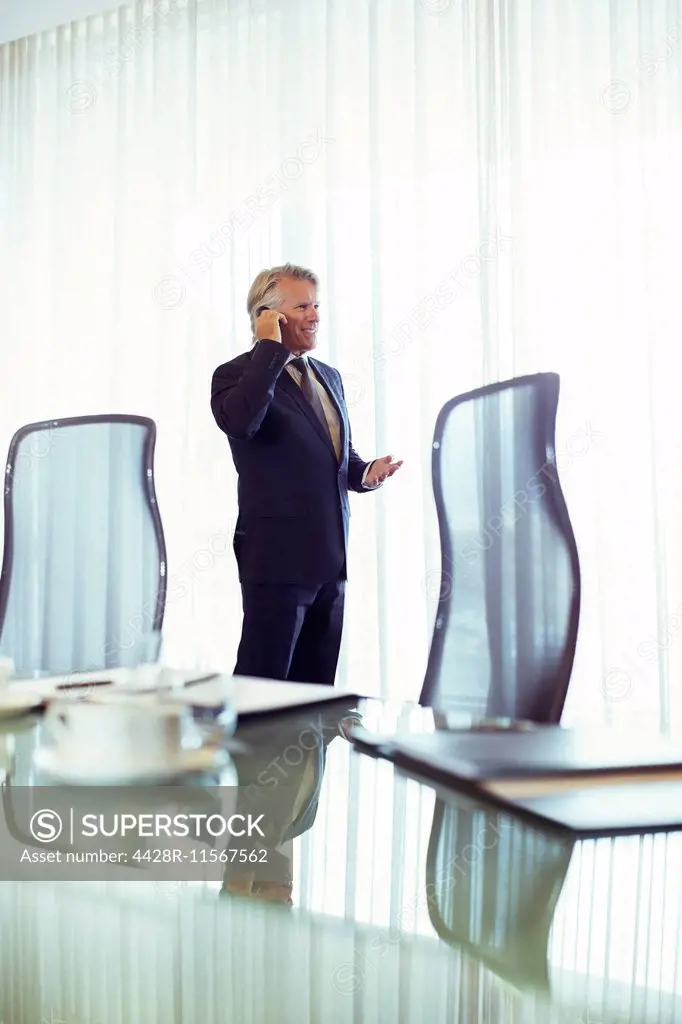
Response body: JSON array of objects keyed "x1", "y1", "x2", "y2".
[
  {"x1": 1, "y1": 0, "x2": 682, "y2": 727},
  {"x1": 2, "y1": 2, "x2": 682, "y2": 1018}
]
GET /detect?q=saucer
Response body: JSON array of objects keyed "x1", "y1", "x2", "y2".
[
  {"x1": 33, "y1": 744, "x2": 229, "y2": 784},
  {"x1": 0, "y1": 691, "x2": 44, "y2": 720}
]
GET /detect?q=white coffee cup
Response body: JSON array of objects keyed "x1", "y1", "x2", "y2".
[{"x1": 43, "y1": 699, "x2": 194, "y2": 775}]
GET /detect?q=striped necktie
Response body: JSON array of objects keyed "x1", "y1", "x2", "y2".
[{"x1": 290, "y1": 357, "x2": 330, "y2": 435}]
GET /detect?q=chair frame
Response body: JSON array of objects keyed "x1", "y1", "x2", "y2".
[
  {"x1": 424, "y1": 796, "x2": 573, "y2": 992},
  {"x1": 0, "y1": 413, "x2": 168, "y2": 647},
  {"x1": 419, "y1": 372, "x2": 581, "y2": 722}
]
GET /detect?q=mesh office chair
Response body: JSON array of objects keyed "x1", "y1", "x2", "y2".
[
  {"x1": 418, "y1": 374, "x2": 580, "y2": 992},
  {"x1": 0, "y1": 415, "x2": 167, "y2": 678},
  {"x1": 419, "y1": 372, "x2": 581, "y2": 722}
]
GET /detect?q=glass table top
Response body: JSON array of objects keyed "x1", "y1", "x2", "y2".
[{"x1": 0, "y1": 696, "x2": 680, "y2": 1023}]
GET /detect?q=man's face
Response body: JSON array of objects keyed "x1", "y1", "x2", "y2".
[{"x1": 275, "y1": 276, "x2": 319, "y2": 355}]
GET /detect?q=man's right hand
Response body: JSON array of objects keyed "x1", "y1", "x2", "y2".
[{"x1": 255, "y1": 309, "x2": 288, "y2": 344}]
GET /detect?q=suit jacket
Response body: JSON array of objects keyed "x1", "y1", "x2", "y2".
[{"x1": 211, "y1": 339, "x2": 371, "y2": 585}]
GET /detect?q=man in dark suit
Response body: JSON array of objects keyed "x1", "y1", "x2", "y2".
[{"x1": 211, "y1": 263, "x2": 402, "y2": 685}]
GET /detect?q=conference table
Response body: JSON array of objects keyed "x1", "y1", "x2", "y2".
[{"x1": 0, "y1": 693, "x2": 680, "y2": 1024}]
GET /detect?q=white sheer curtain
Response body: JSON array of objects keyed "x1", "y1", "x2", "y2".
[{"x1": 2, "y1": 0, "x2": 682, "y2": 730}]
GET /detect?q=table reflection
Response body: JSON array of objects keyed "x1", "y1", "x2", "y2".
[{"x1": 0, "y1": 700, "x2": 681, "y2": 1023}]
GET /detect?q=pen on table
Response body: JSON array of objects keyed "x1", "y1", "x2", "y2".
[
  {"x1": 56, "y1": 672, "x2": 222, "y2": 691},
  {"x1": 56, "y1": 679, "x2": 112, "y2": 691}
]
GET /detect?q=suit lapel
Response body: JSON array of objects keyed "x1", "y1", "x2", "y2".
[{"x1": 276, "y1": 365, "x2": 337, "y2": 458}]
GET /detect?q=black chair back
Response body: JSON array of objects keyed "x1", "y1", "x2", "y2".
[
  {"x1": 0, "y1": 415, "x2": 167, "y2": 677},
  {"x1": 420, "y1": 372, "x2": 580, "y2": 721}
]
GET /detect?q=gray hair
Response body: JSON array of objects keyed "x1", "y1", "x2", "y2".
[{"x1": 246, "y1": 263, "x2": 319, "y2": 337}]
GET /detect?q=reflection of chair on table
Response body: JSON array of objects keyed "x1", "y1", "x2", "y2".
[
  {"x1": 425, "y1": 795, "x2": 573, "y2": 991},
  {"x1": 418, "y1": 374, "x2": 580, "y2": 989}
]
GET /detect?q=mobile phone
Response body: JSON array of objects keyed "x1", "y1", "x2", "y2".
[{"x1": 255, "y1": 305, "x2": 270, "y2": 316}]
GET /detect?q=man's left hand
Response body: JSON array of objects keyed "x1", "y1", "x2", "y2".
[{"x1": 364, "y1": 455, "x2": 403, "y2": 487}]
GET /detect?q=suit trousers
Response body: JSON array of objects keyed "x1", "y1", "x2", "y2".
[{"x1": 234, "y1": 578, "x2": 346, "y2": 686}]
